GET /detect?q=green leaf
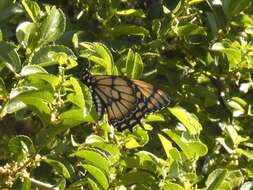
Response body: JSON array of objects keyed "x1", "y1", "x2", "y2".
[
  {"x1": 237, "y1": 148, "x2": 253, "y2": 160},
  {"x1": 21, "y1": 0, "x2": 41, "y2": 23},
  {"x1": 211, "y1": 40, "x2": 242, "y2": 70},
  {"x1": 116, "y1": 9, "x2": 146, "y2": 18},
  {"x1": 0, "y1": 77, "x2": 7, "y2": 100},
  {"x1": 163, "y1": 129, "x2": 208, "y2": 159},
  {"x1": 110, "y1": 25, "x2": 149, "y2": 39},
  {"x1": 231, "y1": 15, "x2": 253, "y2": 28},
  {"x1": 59, "y1": 109, "x2": 95, "y2": 128},
  {"x1": 20, "y1": 65, "x2": 48, "y2": 76},
  {"x1": 87, "y1": 178, "x2": 100, "y2": 190},
  {"x1": 7, "y1": 89, "x2": 53, "y2": 122},
  {"x1": 145, "y1": 113, "x2": 165, "y2": 122},
  {"x1": 125, "y1": 49, "x2": 143, "y2": 79},
  {"x1": 12, "y1": 88, "x2": 54, "y2": 102},
  {"x1": 0, "y1": 41, "x2": 21, "y2": 72},
  {"x1": 125, "y1": 127, "x2": 149, "y2": 149},
  {"x1": 0, "y1": 29, "x2": 2, "y2": 41},
  {"x1": 206, "y1": 12, "x2": 219, "y2": 36},
  {"x1": 225, "y1": 124, "x2": 247, "y2": 146},
  {"x1": 67, "y1": 77, "x2": 85, "y2": 109},
  {"x1": 169, "y1": 106, "x2": 202, "y2": 135},
  {"x1": 30, "y1": 45, "x2": 76, "y2": 67},
  {"x1": 66, "y1": 179, "x2": 88, "y2": 190},
  {"x1": 163, "y1": 182, "x2": 184, "y2": 190},
  {"x1": 206, "y1": 169, "x2": 228, "y2": 190},
  {"x1": 85, "y1": 135, "x2": 120, "y2": 163},
  {"x1": 0, "y1": 1, "x2": 20, "y2": 23},
  {"x1": 79, "y1": 42, "x2": 117, "y2": 75},
  {"x1": 44, "y1": 158, "x2": 71, "y2": 178},
  {"x1": 26, "y1": 73, "x2": 59, "y2": 88},
  {"x1": 12, "y1": 177, "x2": 31, "y2": 190},
  {"x1": 16, "y1": 21, "x2": 37, "y2": 49},
  {"x1": 2, "y1": 100, "x2": 26, "y2": 115},
  {"x1": 240, "y1": 181, "x2": 253, "y2": 190},
  {"x1": 175, "y1": 24, "x2": 207, "y2": 36},
  {"x1": 56, "y1": 179, "x2": 66, "y2": 190},
  {"x1": 2, "y1": 87, "x2": 53, "y2": 118},
  {"x1": 74, "y1": 150, "x2": 110, "y2": 173},
  {"x1": 158, "y1": 133, "x2": 174, "y2": 160},
  {"x1": 134, "y1": 151, "x2": 162, "y2": 174},
  {"x1": 8, "y1": 135, "x2": 34, "y2": 162},
  {"x1": 223, "y1": 0, "x2": 251, "y2": 19},
  {"x1": 38, "y1": 6, "x2": 66, "y2": 46},
  {"x1": 226, "y1": 170, "x2": 244, "y2": 189},
  {"x1": 80, "y1": 164, "x2": 109, "y2": 190},
  {"x1": 119, "y1": 170, "x2": 156, "y2": 187},
  {"x1": 14, "y1": 96, "x2": 51, "y2": 114}
]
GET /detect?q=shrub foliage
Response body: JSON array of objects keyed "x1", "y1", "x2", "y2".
[{"x1": 0, "y1": 0, "x2": 253, "y2": 189}]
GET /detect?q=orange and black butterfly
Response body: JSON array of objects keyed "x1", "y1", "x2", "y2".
[{"x1": 81, "y1": 67, "x2": 170, "y2": 131}]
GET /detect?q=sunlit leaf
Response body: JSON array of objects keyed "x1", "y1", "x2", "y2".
[
  {"x1": 0, "y1": 41, "x2": 21, "y2": 72},
  {"x1": 206, "y1": 169, "x2": 228, "y2": 190},
  {"x1": 163, "y1": 129, "x2": 208, "y2": 159},
  {"x1": 80, "y1": 164, "x2": 109, "y2": 190},
  {"x1": 44, "y1": 159, "x2": 71, "y2": 179},
  {"x1": 8, "y1": 135, "x2": 34, "y2": 162},
  {"x1": 73, "y1": 149, "x2": 110, "y2": 173},
  {"x1": 79, "y1": 42, "x2": 117, "y2": 75},
  {"x1": 38, "y1": 6, "x2": 66, "y2": 46},
  {"x1": 169, "y1": 106, "x2": 202, "y2": 135}
]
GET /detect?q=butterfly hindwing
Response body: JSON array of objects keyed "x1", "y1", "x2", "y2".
[{"x1": 133, "y1": 80, "x2": 170, "y2": 113}]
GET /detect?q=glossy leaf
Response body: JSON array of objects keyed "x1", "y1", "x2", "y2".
[
  {"x1": 0, "y1": 41, "x2": 21, "y2": 72},
  {"x1": 73, "y1": 149, "x2": 110, "y2": 173},
  {"x1": 175, "y1": 24, "x2": 207, "y2": 36},
  {"x1": 223, "y1": 0, "x2": 251, "y2": 19},
  {"x1": 8, "y1": 135, "x2": 34, "y2": 162},
  {"x1": 59, "y1": 109, "x2": 95, "y2": 128},
  {"x1": 119, "y1": 170, "x2": 156, "y2": 187},
  {"x1": 163, "y1": 129, "x2": 208, "y2": 159},
  {"x1": 240, "y1": 181, "x2": 253, "y2": 190},
  {"x1": 44, "y1": 159, "x2": 71, "y2": 178},
  {"x1": 38, "y1": 6, "x2": 66, "y2": 46},
  {"x1": 21, "y1": 0, "x2": 41, "y2": 23},
  {"x1": 20, "y1": 65, "x2": 48, "y2": 76},
  {"x1": 0, "y1": 77, "x2": 7, "y2": 99},
  {"x1": 206, "y1": 169, "x2": 228, "y2": 190},
  {"x1": 80, "y1": 164, "x2": 109, "y2": 190},
  {"x1": 110, "y1": 25, "x2": 149, "y2": 38},
  {"x1": 30, "y1": 45, "x2": 76, "y2": 67},
  {"x1": 79, "y1": 42, "x2": 117, "y2": 75},
  {"x1": 67, "y1": 77, "x2": 85, "y2": 109},
  {"x1": 125, "y1": 49, "x2": 144, "y2": 79},
  {"x1": 16, "y1": 21, "x2": 37, "y2": 49},
  {"x1": 169, "y1": 106, "x2": 202, "y2": 135},
  {"x1": 85, "y1": 135, "x2": 120, "y2": 163},
  {"x1": 163, "y1": 182, "x2": 184, "y2": 190}
]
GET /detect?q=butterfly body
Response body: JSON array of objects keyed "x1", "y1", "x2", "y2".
[{"x1": 81, "y1": 69, "x2": 170, "y2": 131}]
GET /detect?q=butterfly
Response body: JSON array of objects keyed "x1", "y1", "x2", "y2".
[{"x1": 81, "y1": 67, "x2": 170, "y2": 131}]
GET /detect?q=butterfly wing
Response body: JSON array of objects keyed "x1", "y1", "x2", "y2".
[
  {"x1": 132, "y1": 79, "x2": 170, "y2": 113},
  {"x1": 82, "y1": 73, "x2": 170, "y2": 131},
  {"x1": 91, "y1": 90, "x2": 106, "y2": 120},
  {"x1": 89, "y1": 75, "x2": 148, "y2": 131}
]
